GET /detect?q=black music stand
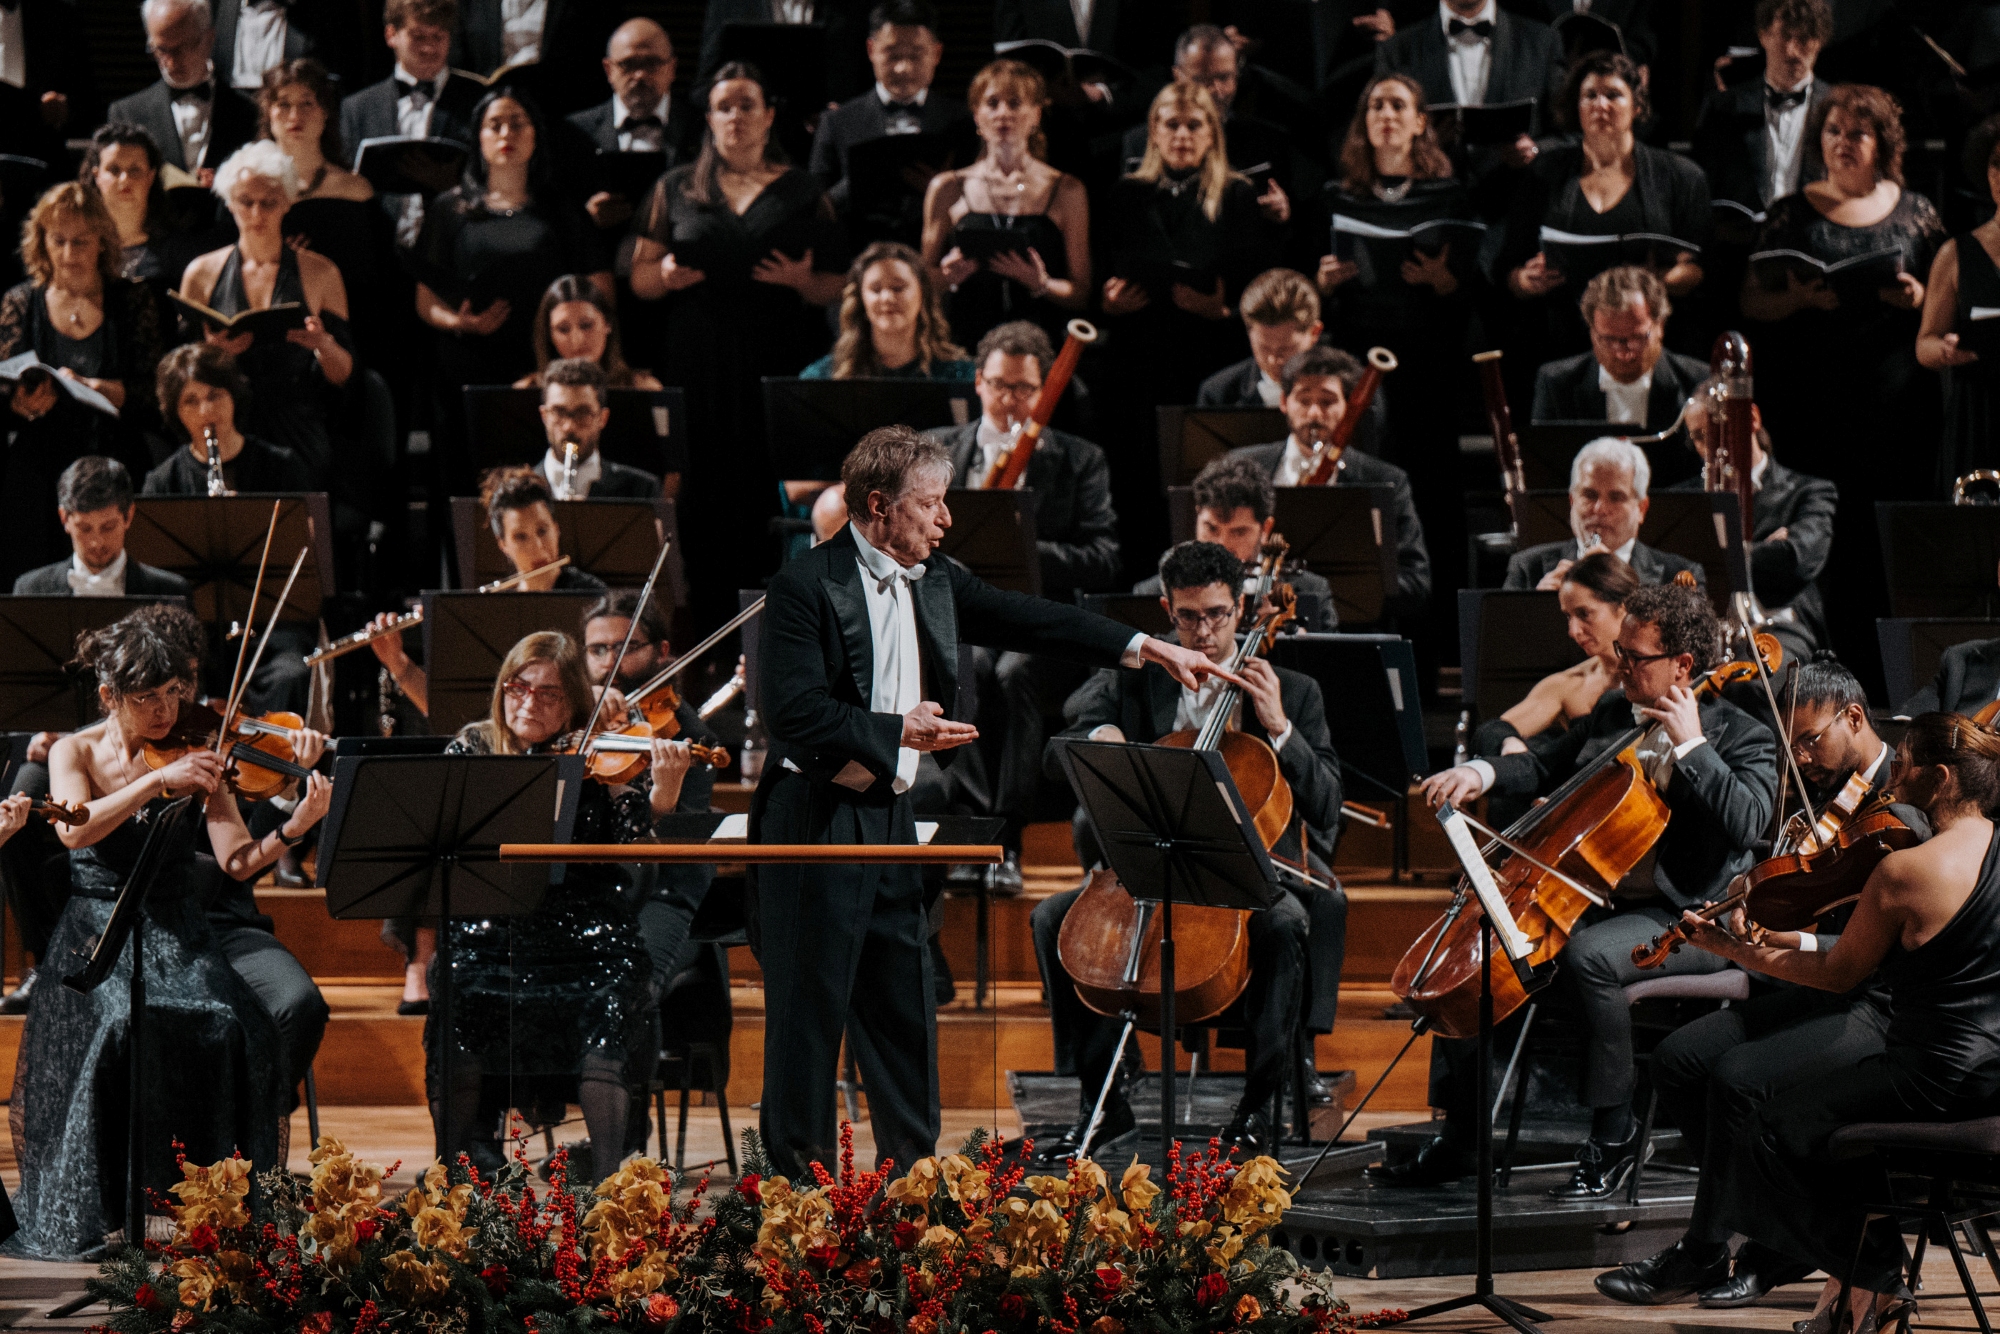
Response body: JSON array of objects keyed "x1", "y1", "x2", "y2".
[
  {"x1": 125, "y1": 495, "x2": 332, "y2": 628},
  {"x1": 1080, "y1": 593, "x2": 1171, "y2": 638},
  {"x1": 1878, "y1": 503, "x2": 2000, "y2": 619},
  {"x1": 1155, "y1": 406, "x2": 1286, "y2": 489},
  {"x1": 317, "y1": 753, "x2": 583, "y2": 1165},
  {"x1": 1055, "y1": 741, "x2": 1278, "y2": 1160},
  {"x1": 448, "y1": 496, "x2": 672, "y2": 591},
  {"x1": 460, "y1": 386, "x2": 687, "y2": 478},
  {"x1": 0, "y1": 596, "x2": 189, "y2": 731},
  {"x1": 762, "y1": 378, "x2": 978, "y2": 481},
  {"x1": 1457, "y1": 590, "x2": 1582, "y2": 719},
  {"x1": 421, "y1": 591, "x2": 602, "y2": 735},
  {"x1": 937, "y1": 490, "x2": 1041, "y2": 595},
  {"x1": 1877, "y1": 618, "x2": 2000, "y2": 713},
  {"x1": 1272, "y1": 486, "x2": 1398, "y2": 625}
]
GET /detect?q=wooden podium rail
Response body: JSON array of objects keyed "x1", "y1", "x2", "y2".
[{"x1": 497, "y1": 843, "x2": 1004, "y2": 865}]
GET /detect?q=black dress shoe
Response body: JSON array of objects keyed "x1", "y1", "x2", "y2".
[
  {"x1": 1698, "y1": 1242, "x2": 1815, "y2": 1308},
  {"x1": 1548, "y1": 1131, "x2": 1644, "y2": 1200},
  {"x1": 397, "y1": 998, "x2": 430, "y2": 1016},
  {"x1": 0, "y1": 968, "x2": 37, "y2": 1015},
  {"x1": 1038, "y1": 1098, "x2": 1135, "y2": 1162},
  {"x1": 1300, "y1": 1056, "x2": 1333, "y2": 1105},
  {"x1": 1595, "y1": 1238, "x2": 1731, "y2": 1305},
  {"x1": 1221, "y1": 1108, "x2": 1273, "y2": 1158},
  {"x1": 1364, "y1": 1134, "x2": 1472, "y2": 1186}
]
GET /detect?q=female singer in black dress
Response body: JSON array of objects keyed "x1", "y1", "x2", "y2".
[
  {"x1": 629, "y1": 61, "x2": 844, "y2": 625},
  {"x1": 430, "y1": 630, "x2": 693, "y2": 1183},
  {"x1": 1682, "y1": 713, "x2": 2000, "y2": 1334},
  {"x1": 1918, "y1": 116, "x2": 2000, "y2": 495},
  {"x1": 514, "y1": 274, "x2": 664, "y2": 391},
  {"x1": 178, "y1": 141, "x2": 357, "y2": 489},
  {"x1": 920, "y1": 59, "x2": 1091, "y2": 350},
  {"x1": 9, "y1": 604, "x2": 332, "y2": 1258}
]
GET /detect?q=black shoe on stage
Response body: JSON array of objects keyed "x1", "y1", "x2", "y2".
[
  {"x1": 1221, "y1": 1108, "x2": 1274, "y2": 1158},
  {"x1": 1698, "y1": 1241, "x2": 1816, "y2": 1308},
  {"x1": 1363, "y1": 1134, "x2": 1472, "y2": 1186},
  {"x1": 397, "y1": 998, "x2": 430, "y2": 1016},
  {"x1": 0, "y1": 967, "x2": 37, "y2": 1015},
  {"x1": 1300, "y1": 1055, "x2": 1334, "y2": 1105},
  {"x1": 1039, "y1": 1097, "x2": 1135, "y2": 1162},
  {"x1": 1595, "y1": 1238, "x2": 1731, "y2": 1305},
  {"x1": 1548, "y1": 1130, "x2": 1644, "y2": 1200}
]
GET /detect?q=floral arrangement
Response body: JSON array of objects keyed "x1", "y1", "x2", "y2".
[{"x1": 84, "y1": 1128, "x2": 1404, "y2": 1334}]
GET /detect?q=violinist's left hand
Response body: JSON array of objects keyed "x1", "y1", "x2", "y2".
[
  {"x1": 1636, "y1": 685, "x2": 1703, "y2": 748},
  {"x1": 291, "y1": 727, "x2": 328, "y2": 769},
  {"x1": 1240, "y1": 658, "x2": 1289, "y2": 739},
  {"x1": 649, "y1": 736, "x2": 693, "y2": 812},
  {"x1": 1677, "y1": 904, "x2": 1742, "y2": 958},
  {"x1": 283, "y1": 771, "x2": 333, "y2": 837}
]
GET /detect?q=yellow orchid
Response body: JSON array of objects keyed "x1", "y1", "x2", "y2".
[
  {"x1": 170, "y1": 1257, "x2": 220, "y2": 1310},
  {"x1": 1219, "y1": 1156, "x2": 1290, "y2": 1238},
  {"x1": 1120, "y1": 1157, "x2": 1161, "y2": 1215},
  {"x1": 939, "y1": 1153, "x2": 991, "y2": 1203},
  {"x1": 886, "y1": 1158, "x2": 941, "y2": 1206},
  {"x1": 382, "y1": 1252, "x2": 452, "y2": 1305},
  {"x1": 170, "y1": 1157, "x2": 252, "y2": 1234}
]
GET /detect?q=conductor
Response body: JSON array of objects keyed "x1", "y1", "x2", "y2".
[{"x1": 754, "y1": 425, "x2": 1238, "y2": 1176}]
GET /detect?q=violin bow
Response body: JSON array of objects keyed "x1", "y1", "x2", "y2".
[
  {"x1": 216, "y1": 501, "x2": 283, "y2": 755},
  {"x1": 575, "y1": 539, "x2": 674, "y2": 755},
  {"x1": 218, "y1": 547, "x2": 310, "y2": 752},
  {"x1": 1448, "y1": 807, "x2": 1607, "y2": 907},
  {"x1": 1738, "y1": 602, "x2": 1820, "y2": 839}
]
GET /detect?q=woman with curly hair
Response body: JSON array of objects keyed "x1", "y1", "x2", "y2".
[{"x1": 800, "y1": 241, "x2": 971, "y2": 380}]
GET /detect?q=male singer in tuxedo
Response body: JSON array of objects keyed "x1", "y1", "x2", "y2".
[
  {"x1": 752, "y1": 425, "x2": 1232, "y2": 1177},
  {"x1": 452, "y1": 0, "x2": 616, "y2": 114},
  {"x1": 1503, "y1": 437, "x2": 1704, "y2": 590},
  {"x1": 338, "y1": 0, "x2": 484, "y2": 159},
  {"x1": 1531, "y1": 266, "x2": 1710, "y2": 442},
  {"x1": 566, "y1": 19, "x2": 697, "y2": 230},
  {"x1": 109, "y1": 0, "x2": 259, "y2": 179},
  {"x1": 1196, "y1": 268, "x2": 1389, "y2": 455},
  {"x1": 212, "y1": 0, "x2": 365, "y2": 98},
  {"x1": 1372, "y1": 0, "x2": 1564, "y2": 181},
  {"x1": 809, "y1": 0, "x2": 973, "y2": 247},
  {"x1": 1692, "y1": 0, "x2": 1832, "y2": 211}
]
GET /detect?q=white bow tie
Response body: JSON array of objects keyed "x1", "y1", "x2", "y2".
[{"x1": 874, "y1": 563, "x2": 926, "y2": 594}]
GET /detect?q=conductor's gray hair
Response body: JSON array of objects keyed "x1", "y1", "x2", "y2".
[
  {"x1": 140, "y1": 0, "x2": 212, "y2": 28},
  {"x1": 1570, "y1": 436, "x2": 1651, "y2": 499},
  {"x1": 842, "y1": 424, "x2": 953, "y2": 521}
]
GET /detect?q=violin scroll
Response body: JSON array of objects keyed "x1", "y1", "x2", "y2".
[{"x1": 30, "y1": 796, "x2": 86, "y2": 827}]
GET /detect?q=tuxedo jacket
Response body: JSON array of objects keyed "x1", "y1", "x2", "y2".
[
  {"x1": 1905, "y1": 638, "x2": 2000, "y2": 719},
  {"x1": 1050, "y1": 652, "x2": 1344, "y2": 864},
  {"x1": 455, "y1": 0, "x2": 618, "y2": 115},
  {"x1": 1491, "y1": 688, "x2": 1778, "y2": 908},
  {"x1": 1502, "y1": 537, "x2": 1703, "y2": 590},
  {"x1": 566, "y1": 93, "x2": 701, "y2": 163},
  {"x1": 928, "y1": 422, "x2": 1122, "y2": 600},
  {"x1": 1692, "y1": 76, "x2": 1832, "y2": 211},
  {"x1": 808, "y1": 91, "x2": 976, "y2": 217},
  {"x1": 1226, "y1": 440, "x2": 1431, "y2": 617},
  {"x1": 1373, "y1": 8, "x2": 1565, "y2": 137},
  {"x1": 757, "y1": 524, "x2": 1135, "y2": 790},
  {"x1": 12, "y1": 558, "x2": 191, "y2": 597},
  {"x1": 1195, "y1": 354, "x2": 1390, "y2": 457},
  {"x1": 1531, "y1": 349, "x2": 1712, "y2": 434},
  {"x1": 212, "y1": 0, "x2": 365, "y2": 97},
  {"x1": 699, "y1": 0, "x2": 871, "y2": 103},
  {"x1": 337, "y1": 71, "x2": 488, "y2": 156},
  {"x1": 106, "y1": 81, "x2": 260, "y2": 173},
  {"x1": 1666, "y1": 458, "x2": 1837, "y2": 644}
]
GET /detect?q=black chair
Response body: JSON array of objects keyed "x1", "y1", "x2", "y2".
[{"x1": 654, "y1": 941, "x2": 737, "y2": 1174}]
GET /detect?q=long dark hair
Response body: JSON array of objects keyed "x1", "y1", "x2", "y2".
[
  {"x1": 257, "y1": 58, "x2": 345, "y2": 166},
  {"x1": 529, "y1": 274, "x2": 641, "y2": 384},
  {"x1": 1337, "y1": 74, "x2": 1452, "y2": 194},
  {"x1": 460, "y1": 85, "x2": 556, "y2": 208},
  {"x1": 684, "y1": 62, "x2": 787, "y2": 207}
]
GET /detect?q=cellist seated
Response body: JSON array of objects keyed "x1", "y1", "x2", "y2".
[
  {"x1": 1029, "y1": 541, "x2": 1347, "y2": 1160},
  {"x1": 1389, "y1": 581, "x2": 1779, "y2": 1199}
]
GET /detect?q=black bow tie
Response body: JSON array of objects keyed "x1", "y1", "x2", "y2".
[
  {"x1": 624, "y1": 114, "x2": 663, "y2": 130},
  {"x1": 885, "y1": 100, "x2": 921, "y2": 114},
  {"x1": 171, "y1": 79, "x2": 213, "y2": 102},
  {"x1": 396, "y1": 77, "x2": 434, "y2": 106},
  {"x1": 1447, "y1": 18, "x2": 1494, "y2": 38},
  {"x1": 1766, "y1": 83, "x2": 1808, "y2": 111}
]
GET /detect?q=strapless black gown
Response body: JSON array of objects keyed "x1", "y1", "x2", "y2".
[{"x1": 5, "y1": 798, "x2": 285, "y2": 1260}]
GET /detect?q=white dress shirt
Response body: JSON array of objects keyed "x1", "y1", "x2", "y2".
[
  {"x1": 1598, "y1": 363, "x2": 1652, "y2": 426},
  {"x1": 169, "y1": 66, "x2": 217, "y2": 169},
  {"x1": 500, "y1": 0, "x2": 548, "y2": 67},
  {"x1": 0, "y1": 3, "x2": 27, "y2": 90},
  {"x1": 772, "y1": 0, "x2": 816, "y2": 22},
  {"x1": 1763, "y1": 76, "x2": 1813, "y2": 206},
  {"x1": 395, "y1": 64, "x2": 446, "y2": 138},
  {"x1": 68, "y1": 550, "x2": 128, "y2": 597},
  {"x1": 973, "y1": 415, "x2": 1019, "y2": 487},
  {"x1": 1172, "y1": 676, "x2": 1293, "y2": 753},
  {"x1": 541, "y1": 445, "x2": 602, "y2": 498},
  {"x1": 1254, "y1": 369, "x2": 1282, "y2": 407},
  {"x1": 1580, "y1": 534, "x2": 1639, "y2": 564},
  {"x1": 850, "y1": 524, "x2": 929, "y2": 793},
  {"x1": 1440, "y1": 0, "x2": 1498, "y2": 106},
  {"x1": 231, "y1": 0, "x2": 290, "y2": 90},
  {"x1": 1273, "y1": 434, "x2": 1335, "y2": 487},
  {"x1": 1066, "y1": 0, "x2": 1093, "y2": 43},
  {"x1": 615, "y1": 93, "x2": 671, "y2": 152},
  {"x1": 876, "y1": 82, "x2": 927, "y2": 134}
]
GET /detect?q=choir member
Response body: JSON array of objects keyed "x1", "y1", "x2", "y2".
[
  {"x1": 12, "y1": 605, "x2": 331, "y2": 1257},
  {"x1": 630, "y1": 60, "x2": 845, "y2": 625},
  {"x1": 516, "y1": 274, "x2": 664, "y2": 390},
  {"x1": 1597, "y1": 655, "x2": 1899, "y2": 1310},
  {"x1": 924, "y1": 319, "x2": 1121, "y2": 886},
  {"x1": 86, "y1": 122, "x2": 215, "y2": 303},
  {"x1": 428, "y1": 630, "x2": 692, "y2": 1181},
  {"x1": 801, "y1": 241, "x2": 973, "y2": 380},
  {"x1": 1531, "y1": 266, "x2": 1709, "y2": 437},
  {"x1": 1691, "y1": 0, "x2": 1833, "y2": 211},
  {"x1": 1474, "y1": 550, "x2": 1638, "y2": 756},
  {"x1": 1119, "y1": 26, "x2": 1303, "y2": 220},
  {"x1": 1501, "y1": 437, "x2": 1703, "y2": 590},
  {"x1": 1372, "y1": 0, "x2": 1563, "y2": 186},
  {"x1": 1683, "y1": 713, "x2": 2000, "y2": 1334},
  {"x1": 214, "y1": 0, "x2": 365, "y2": 98},
  {"x1": 141, "y1": 342, "x2": 311, "y2": 494},
  {"x1": 452, "y1": 0, "x2": 617, "y2": 116},
  {"x1": 1131, "y1": 453, "x2": 1339, "y2": 633},
  {"x1": 1228, "y1": 344, "x2": 1431, "y2": 619},
  {"x1": 921, "y1": 59, "x2": 1091, "y2": 349},
  {"x1": 1918, "y1": 115, "x2": 2000, "y2": 493},
  {"x1": 1399, "y1": 582, "x2": 1777, "y2": 1196},
  {"x1": 992, "y1": 0, "x2": 1174, "y2": 118},
  {"x1": 110, "y1": 0, "x2": 259, "y2": 181},
  {"x1": 257, "y1": 59, "x2": 382, "y2": 352},
  {"x1": 529, "y1": 358, "x2": 660, "y2": 499},
  {"x1": 809, "y1": 0, "x2": 973, "y2": 249},
  {"x1": 1035, "y1": 540, "x2": 1341, "y2": 1157},
  {"x1": 178, "y1": 140, "x2": 356, "y2": 488},
  {"x1": 568, "y1": 19, "x2": 697, "y2": 232}
]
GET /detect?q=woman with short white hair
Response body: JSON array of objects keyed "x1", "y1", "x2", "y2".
[{"x1": 175, "y1": 138, "x2": 354, "y2": 485}]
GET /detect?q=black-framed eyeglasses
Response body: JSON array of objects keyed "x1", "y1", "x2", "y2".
[
  {"x1": 1789, "y1": 718, "x2": 1838, "y2": 758},
  {"x1": 1613, "y1": 643, "x2": 1676, "y2": 668},
  {"x1": 584, "y1": 641, "x2": 651, "y2": 658},
  {"x1": 611, "y1": 56, "x2": 668, "y2": 75},
  {"x1": 1170, "y1": 606, "x2": 1237, "y2": 631}
]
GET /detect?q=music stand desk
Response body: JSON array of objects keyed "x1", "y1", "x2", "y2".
[
  {"x1": 421, "y1": 591, "x2": 603, "y2": 736},
  {"x1": 448, "y1": 496, "x2": 673, "y2": 593},
  {"x1": 461, "y1": 386, "x2": 687, "y2": 478},
  {"x1": 937, "y1": 489, "x2": 1040, "y2": 595},
  {"x1": 762, "y1": 378, "x2": 978, "y2": 482},
  {"x1": 0, "y1": 595, "x2": 189, "y2": 732},
  {"x1": 1272, "y1": 486, "x2": 1398, "y2": 626},
  {"x1": 1878, "y1": 504, "x2": 2000, "y2": 620},
  {"x1": 126, "y1": 494, "x2": 332, "y2": 626},
  {"x1": 1156, "y1": 406, "x2": 1286, "y2": 490},
  {"x1": 1457, "y1": 590, "x2": 1583, "y2": 719}
]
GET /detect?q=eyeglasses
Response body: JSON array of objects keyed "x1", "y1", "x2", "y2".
[
  {"x1": 502, "y1": 680, "x2": 567, "y2": 706},
  {"x1": 1789, "y1": 716, "x2": 1840, "y2": 758},
  {"x1": 983, "y1": 380, "x2": 1041, "y2": 401},
  {"x1": 1613, "y1": 643, "x2": 1676, "y2": 668},
  {"x1": 611, "y1": 56, "x2": 668, "y2": 75},
  {"x1": 583, "y1": 641, "x2": 651, "y2": 658},
  {"x1": 1170, "y1": 606, "x2": 1237, "y2": 631},
  {"x1": 543, "y1": 405, "x2": 601, "y2": 424}
]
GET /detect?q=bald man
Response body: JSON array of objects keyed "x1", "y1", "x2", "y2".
[{"x1": 566, "y1": 18, "x2": 699, "y2": 229}]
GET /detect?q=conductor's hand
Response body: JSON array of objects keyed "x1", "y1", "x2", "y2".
[
  {"x1": 1420, "y1": 764, "x2": 1485, "y2": 811},
  {"x1": 1141, "y1": 638, "x2": 1246, "y2": 692},
  {"x1": 902, "y1": 701, "x2": 979, "y2": 753}
]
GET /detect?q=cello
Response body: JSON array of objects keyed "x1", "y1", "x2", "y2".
[
  {"x1": 1391, "y1": 621, "x2": 1785, "y2": 1038},
  {"x1": 1056, "y1": 537, "x2": 1298, "y2": 1026}
]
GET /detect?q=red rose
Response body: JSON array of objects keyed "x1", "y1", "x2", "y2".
[
  {"x1": 892, "y1": 1221, "x2": 920, "y2": 1250},
  {"x1": 806, "y1": 1244, "x2": 840, "y2": 1268},
  {"x1": 737, "y1": 1173, "x2": 762, "y2": 1199},
  {"x1": 186, "y1": 1224, "x2": 218, "y2": 1254},
  {"x1": 134, "y1": 1284, "x2": 163, "y2": 1312},
  {"x1": 999, "y1": 1294, "x2": 1030, "y2": 1323},
  {"x1": 644, "y1": 1293, "x2": 679, "y2": 1326},
  {"x1": 1196, "y1": 1274, "x2": 1230, "y2": 1309},
  {"x1": 1092, "y1": 1267, "x2": 1122, "y2": 1300},
  {"x1": 481, "y1": 1266, "x2": 512, "y2": 1295},
  {"x1": 354, "y1": 1217, "x2": 378, "y2": 1243}
]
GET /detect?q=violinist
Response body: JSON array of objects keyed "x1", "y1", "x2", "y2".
[
  {"x1": 1502, "y1": 438, "x2": 1705, "y2": 591},
  {"x1": 1598, "y1": 654, "x2": 1909, "y2": 1310},
  {"x1": 1132, "y1": 455, "x2": 1337, "y2": 633},
  {"x1": 429, "y1": 630, "x2": 694, "y2": 1182},
  {"x1": 13, "y1": 604, "x2": 332, "y2": 1258},
  {"x1": 1397, "y1": 581, "x2": 1778, "y2": 1196},
  {"x1": 1673, "y1": 714, "x2": 2000, "y2": 1334},
  {"x1": 1227, "y1": 344, "x2": 1430, "y2": 619},
  {"x1": 1032, "y1": 541, "x2": 1346, "y2": 1158}
]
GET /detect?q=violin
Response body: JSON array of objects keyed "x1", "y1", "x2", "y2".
[
  {"x1": 25, "y1": 796, "x2": 86, "y2": 826},
  {"x1": 1056, "y1": 536, "x2": 1297, "y2": 1028},
  {"x1": 618, "y1": 598, "x2": 766, "y2": 736},
  {"x1": 556, "y1": 721, "x2": 730, "y2": 785},
  {"x1": 1391, "y1": 627, "x2": 1786, "y2": 1038},
  {"x1": 143, "y1": 698, "x2": 320, "y2": 802}
]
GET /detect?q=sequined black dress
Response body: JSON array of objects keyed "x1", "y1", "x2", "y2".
[
  {"x1": 425, "y1": 724, "x2": 654, "y2": 1121},
  {"x1": 5, "y1": 798, "x2": 285, "y2": 1260}
]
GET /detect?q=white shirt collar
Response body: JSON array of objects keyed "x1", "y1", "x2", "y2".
[
  {"x1": 69, "y1": 548, "x2": 128, "y2": 597},
  {"x1": 1440, "y1": 0, "x2": 1497, "y2": 38},
  {"x1": 876, "y1": 82, "x2": 928, "y2": 108},
  {"x1": 1254, "y1": 369, "x2": 1283, "y2": 407},
  {"x1": 541, "y1": 445, "x2": 603, "y2": 496},
  {"x1": 1577, "y1": 534, "x2": 1639, "y2": 564},
  {"x1": 613, "y1": 92, "x2": 671, "y2": 129},
  {"x1": 1767, "y1": 72, "x2": 1811, "y2": 97},
  {"x1": 851, "y1": 522, "x2": 925, "y2": 582},
  {"x1": 1861, "y1": 739, "x2": 1891, "y2": 787}
]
